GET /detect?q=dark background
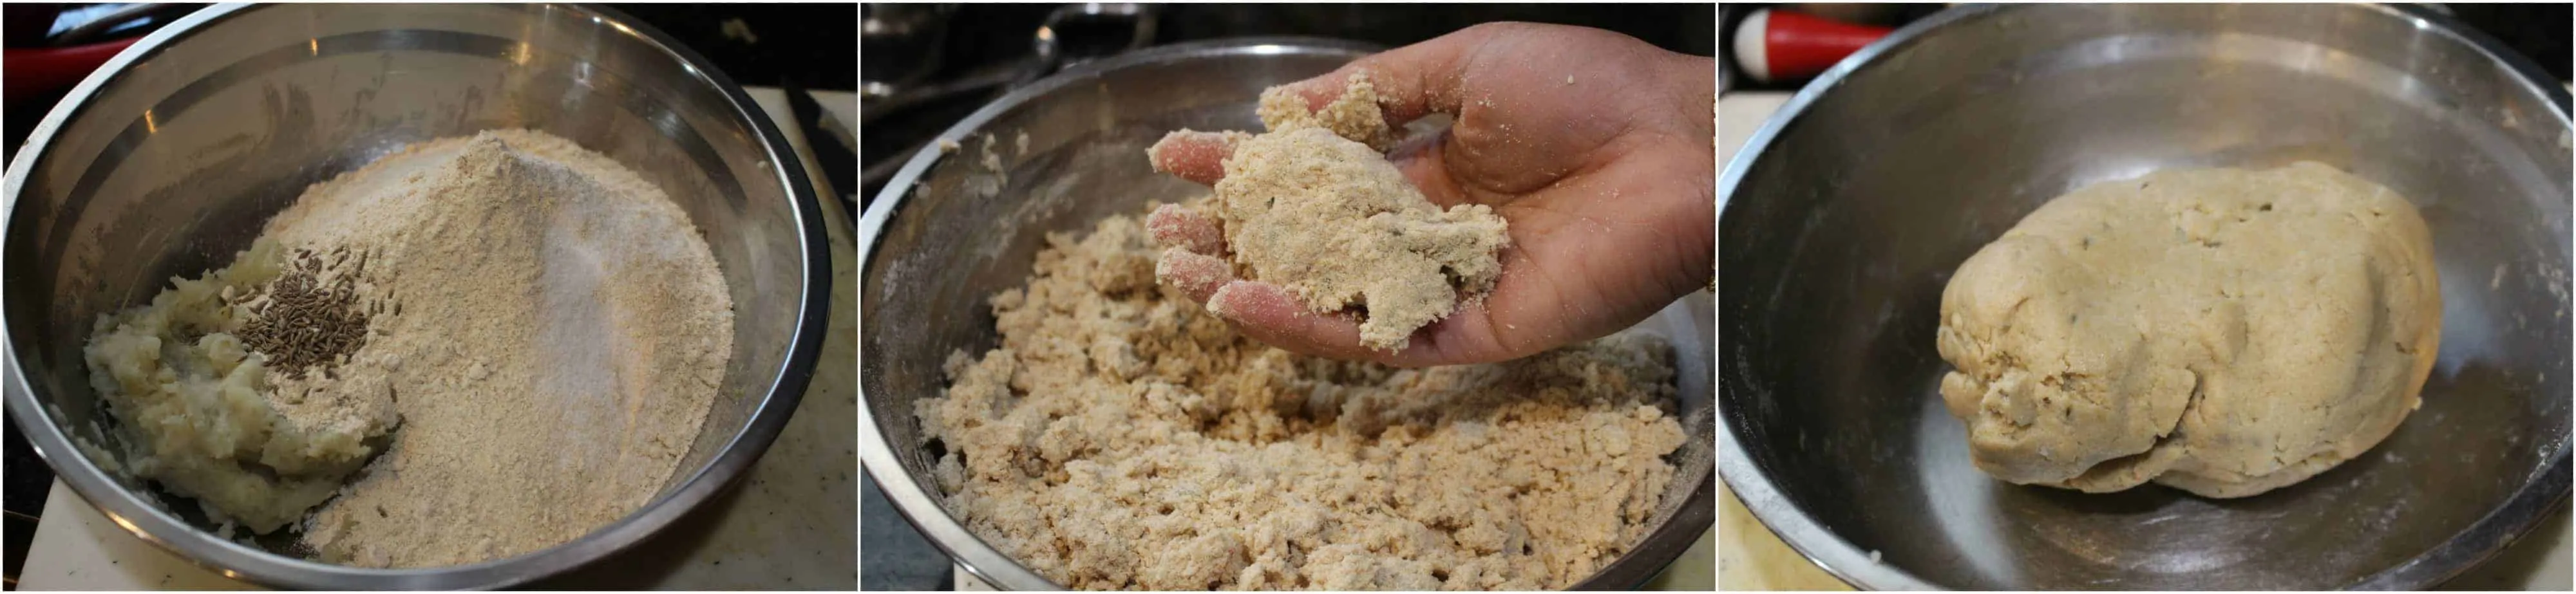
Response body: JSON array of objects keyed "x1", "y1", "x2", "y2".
[
  {"x1": 0, "y1": 4, "x2": 853, "y2": 588},
  {"x1": 858, "y1": 3, "x2": 1716, "y2": 201},
  {"x1": 1719, "y1": 3, "x2": 2574, "y2": 91}
]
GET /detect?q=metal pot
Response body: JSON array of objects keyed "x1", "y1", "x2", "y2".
[
  {"x1": 858, "y1": 38, "x2": 1716, "y2": 589},
  {"x1": 2, "y1": 4, "x2": 829, "y2": 588},
  {"x1": 1721, "y1": 3, "x2": 2570, "y2": 589}
]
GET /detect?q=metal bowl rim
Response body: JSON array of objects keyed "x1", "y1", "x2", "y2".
[
  {"x1": 0, "y1": 2, "x2": 830, "y2": 588},
  {"x1": 1716, "y1": 3, "x2": 2574, "y2": 590}
]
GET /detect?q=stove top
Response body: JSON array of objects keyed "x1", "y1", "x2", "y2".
[
  {"x1": 858, "y1": 3, "x2": 1716, "y2": 204},
  {"x1": 1719, "y1": 3, "x2": 2572, "y2": 93}
]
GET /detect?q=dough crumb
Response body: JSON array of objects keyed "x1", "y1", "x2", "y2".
[
  {"x1": 919, "y1": 207, "x2": 1685, "y2": 589},
  {"x1": 1214, "y1": 127, "x2": 1508, "y2": 350},
  {"x1": 1256, "y1": 71, "x2": 1397, "y2": 151},
  {"x1": 1170, "y1": 73, "x2": 1511, "y2": 351}
]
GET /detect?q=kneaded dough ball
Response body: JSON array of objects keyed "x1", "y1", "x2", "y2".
[{"x1": 1935, "y1": 162, "x2": 2440, "y2": 498}]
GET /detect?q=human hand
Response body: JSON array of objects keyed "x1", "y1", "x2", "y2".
[{"x1": 1146, "y1": 23, "x2": 1716, "y2": 367}]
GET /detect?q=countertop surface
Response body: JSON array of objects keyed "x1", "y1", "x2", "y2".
[
  {"x1": 1718, "y1": 90, "x2": 2574, "y2": 591},
  {"x1": 16, "y1": 88, "x2": 859, "y2": 590}
]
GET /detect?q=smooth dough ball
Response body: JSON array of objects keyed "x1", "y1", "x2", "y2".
[{"x1": 1935, "y1": 162, "x2": 2440, "y2": 498}]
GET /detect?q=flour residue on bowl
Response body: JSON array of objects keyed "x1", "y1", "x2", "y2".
[
  {"x1": 915, "y1": 208, "x2": 1685, "y2": 589},
  {"x1": 81, "y1": 129, "x2": 734, "y2": 568}
]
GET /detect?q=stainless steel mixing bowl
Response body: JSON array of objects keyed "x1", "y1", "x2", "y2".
[
  {"x1": 1, "y1": 4, "x2": 829, "y2": 588},
  {"x1": 858, "y1": 38, "x2": 1716, "y2": 589},
  {"x1": 1719, "y1": 3, "x2": 2571, "y2": 589}
]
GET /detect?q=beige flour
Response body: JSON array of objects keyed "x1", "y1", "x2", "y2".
[
  {"x1": 1154, "y1": 73, "x2": 1511, "y2": 351},
  {"x1": 917, "y1": 209, "x2": 1685, "y2": 589},
  {"x1": 1937, "y1": 162, "x2": 2439, "y2": 497},
  {"x1": 83, "y1": 129, "x2": 732, "y2": 567}
]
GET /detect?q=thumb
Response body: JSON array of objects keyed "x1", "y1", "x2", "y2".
[
  {"x1": 1271, "y1": 22, "x2": 1542, "y2": 127},
  {"x1": 1271, "y1": 23, "x2": 1689, "y2": 198}
]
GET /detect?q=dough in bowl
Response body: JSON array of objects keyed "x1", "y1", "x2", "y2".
[{"x1": 1934, "y1": 162, "x2": 2440, "y2": 498}]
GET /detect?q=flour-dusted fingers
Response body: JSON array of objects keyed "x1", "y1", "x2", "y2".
[
  {"x1": 1153, "y1": 248, "x2": 1233, "y2": 304},
  {"x1": 1148, "y1": 203, "x2": 1234, "y2": 302},
  {"x1": 1204, "y1": 248, "x2": 1644, "y2": 367},
  {"x1": 1204, "y1": 281, "x2": 1382, "y2": 360},
  {"x1": 1202, "y1": 280, "x2": 1508, "y2": 367},
  {"x1": 1146, "y1": 203, "x2": 1225, "y2": 255},
  {"x1": 1145, "y1": 129, "x2": 1247, "y2": 186}
]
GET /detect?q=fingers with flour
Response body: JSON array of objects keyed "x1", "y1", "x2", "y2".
[
  {"x1": 1204, "y1": 281, "x2": 1384, "y2": 362},
  {"x1": 1204, "y1": 280, "x2": 1542, "y2": 367},
  {"x1": 1146, "y1": 130, "x2": 1245, "y2": 185},
  {"x1": 1147, "y1": 203, "x2": 1233, "y2": 302},
  {"x1": 1146, "y1": 203, "x2": 1224, "y2": 255}
]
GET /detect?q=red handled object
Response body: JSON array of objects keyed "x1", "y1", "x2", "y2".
[
  {"x1": 5, "y1": 37, "x2": 138, "y2": 100},
  {"x1": 1731, "y1": 8, "x2": 1894, "y2": 83}
]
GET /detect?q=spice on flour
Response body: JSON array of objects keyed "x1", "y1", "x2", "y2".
[{"x1": 234, "y1": 247, "x2": 374, "y2": 378}]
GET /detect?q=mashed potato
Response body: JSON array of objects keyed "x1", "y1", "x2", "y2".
[{"x1": 82, "y1": 239, "x2": 396, "y2": 533}]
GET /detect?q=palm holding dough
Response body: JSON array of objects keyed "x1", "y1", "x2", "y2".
[
  {"x1": 1146, "y1": 23, "x2": 1716, "y2": 367},
  {"x1": 1937, "y1": 162, "x2": 2440, "y2": 498}
]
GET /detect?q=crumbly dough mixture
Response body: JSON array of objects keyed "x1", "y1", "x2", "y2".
[
  {"x1": 1159, "y1": 73, "x2": 1511, "y2": 351},
  {"x1": 917, "y1": 210, "x2": 1685, "y2": 589},
  {"x1": 1255, "y1": 71, "x2": 1399, "y2": 152},
  {"x1": 83, "y1": 130, "x2": 733, "y2": 566},
  {"x1": 1936, "y1": 162, "x2": 2440, "y2": 498}
]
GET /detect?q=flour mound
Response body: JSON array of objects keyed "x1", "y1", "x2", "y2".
[
  {"x1": 82, "y1": 129, "x2": 734, "y2": 567},
  {"x1": 287, "y1": 131, "x2": 732, "y2": 567}
]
